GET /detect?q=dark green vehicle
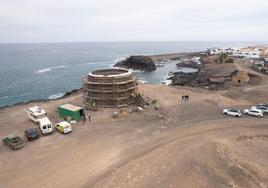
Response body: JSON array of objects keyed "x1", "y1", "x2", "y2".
[{"x1": 3, "y1": 135, "x2": 25, "y2": 150}]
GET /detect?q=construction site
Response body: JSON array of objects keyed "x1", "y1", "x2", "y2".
[
  {"x1": 83, "y1": 69, "x2": 137, "y2": 108},
  {"x1": 1, "y1": 53, "x2": 268, "y2": 188}
]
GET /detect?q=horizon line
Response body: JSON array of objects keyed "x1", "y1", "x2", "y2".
[{"x1": 1, "y1": 40, "x2": 268, "y2": 45}]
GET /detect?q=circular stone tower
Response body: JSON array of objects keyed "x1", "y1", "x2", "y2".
[{"x1": 83, "y1": 69, "x2": 137, "y2": 108}]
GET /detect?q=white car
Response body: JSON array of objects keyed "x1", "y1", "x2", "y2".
[
  {"x1": 251, "y1": 106, "x2": 268, "y2": 114},
  {"x1": 243, "y1": 109, "x2": 263, "y2": 118},
  {"x1": 222, "y1": 109, "x2": 241, "y2": 117}
]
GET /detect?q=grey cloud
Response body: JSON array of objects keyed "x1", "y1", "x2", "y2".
[{"x1": 0, "y1": 0, "x2": 268, "y2": 42}]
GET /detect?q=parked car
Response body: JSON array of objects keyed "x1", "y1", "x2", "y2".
[
  {"x1": 256, "y1": 103, "x2": 268, "y2": 108},
  {"x1": 3, "y1": 135, "x2": 25, "y2": 150},
  {"x1": 55, "y1": 121, "x2": 72, "y2": 134},
  {"x1": 26, "y1": 106, "x2": 47, "y2": 123},
  {"x1": 38, "y1": 117, "x2": 54, "y2": 135},
  {"x1": 24, "y1": 128, "x2": 39, "y2": 141},
  {"x1": 251, "y1": 106, "x2": 268, "y2": 114},
  {"x1": 243, "y1": 109, "x2": 263, "y2": 118},
  {"x1": 222, "y1": 109, "x2": 241, "y2": 117}
]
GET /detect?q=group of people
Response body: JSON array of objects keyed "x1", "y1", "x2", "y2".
[{"x1": 82, "y1": 113, "x2": 91, "y2": 124}]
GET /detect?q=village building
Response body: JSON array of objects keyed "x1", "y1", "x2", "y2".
[
  {"x1": 207, "y1": 46, "x2": 265, "y2": 59},
  {"x1": 206, "y1": 48, "x2": 224, "y2": 55},
  {"x1": 232, "y1": 49, "x2": 261, "y2": 59}
]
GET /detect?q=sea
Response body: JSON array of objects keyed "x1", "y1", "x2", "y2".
[{"x1": 0, "y1": 41, "x2": 267, "y2": 107}]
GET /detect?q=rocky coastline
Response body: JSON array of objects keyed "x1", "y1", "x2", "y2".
[{"x1": 168, "y1": 57, "x2": 202, "y2": 86}]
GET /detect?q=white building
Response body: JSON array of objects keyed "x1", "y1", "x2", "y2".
[
  {"x1": 207, "y1": 46, "x2": 262, "y2": 59},
  {"x1": 207, "y1": 48, "x2": 224, "y2": 55},
  {"x1": 232, "y1": 50, "x2": 261, "y2": 59},
  {"x1": 223, "y1": 47, "x2": 239, "y2": 54}
]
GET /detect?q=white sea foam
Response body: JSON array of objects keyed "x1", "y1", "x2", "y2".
[
  {"x1": 110, "y1": 57, "x2": 127, "y2": 68},
  {"x1": 113, "y1": 57, "x2": 127, "y2": 63},
  {"x1": 130, "y1": 69, "x2": 143, "y2": 73},
  {"x1": 110, "y1": 63, "x2": 115, "y2": 68},
  {"x1": 138, "y1": 80, "x2": 148, "y2": 84},
  {"x1": 161, "y1": 79, "x2": 172, "y2": 85},
  {"x1": 36, "y1": 65, "x2": 66, "y2": 74},
  {"x1": 0, "y1": 96, "x2": 9, "y2": 100},
  {"x1": 76, "y1": 61, "x2": 111, "y2": 66},
  {"x1": 48, "y1": 92, "x2": 65, "y2": 100},
  {"x1": 37, "y1": 68, "x2": 51, "y2": 73},
  {"x1": 17, "y1": 93, "x2": 28, "y2": 97},
  {"x1": 77, "y1": 62, "x2": 99, "y2": 66}
]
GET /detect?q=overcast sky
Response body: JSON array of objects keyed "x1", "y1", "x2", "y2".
[{"x1": 0, "y1": 0, "x2": 268, "y2": 43}]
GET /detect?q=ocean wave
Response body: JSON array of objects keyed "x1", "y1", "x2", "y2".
[
  {"x1": 113, "y1": 57, "x2": 127, "y2": 63},
  {"x1": 76, "y1": 61, "x2": 109, "y2": 66},
  {"x1": 161, "y1": 79, "x2": 172, "y2": 85},
  {"x1": 35, "y1": 65, "x2": 66, "y2": 74},
  {"x1": 110, "y1": 63, "x2": 115, "y2": 68},
  {"x1": 130, "y1": 69, "x2": 144, "y2": 73},
  {"x1": 48, "y1": 92, "x2": 65, "y2": 100},
  {"x1": 18, "y1": 92, "x2": 29, "y2": 97},
  {"x1": 138, "y1": 80, "x2": 148, "y2": 84},
  {"x1": 76, "y1": 62, "x2": 98, "y2": 66},
  {"x1": 0, "y1": 96, "x2": 9, "y2": 100}
]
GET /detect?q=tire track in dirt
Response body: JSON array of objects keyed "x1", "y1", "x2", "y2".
[{"x1": 84, "y1": 118, "x2": 268, "y2": 187}]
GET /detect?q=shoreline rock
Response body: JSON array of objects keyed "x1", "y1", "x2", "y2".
[
  {"x1": 168, "y1": 72, "x2": 199, "y2": 86},
  {"x1": 176, "y1": 61, "x2": 200, "y2": 69},
  {"x1": 114, "y1": 55, "x2": 156, "y2": 71}
]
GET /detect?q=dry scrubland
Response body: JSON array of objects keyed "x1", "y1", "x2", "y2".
[{"x1": 1, "y1": 60, "x2": 268, "y2": 188}]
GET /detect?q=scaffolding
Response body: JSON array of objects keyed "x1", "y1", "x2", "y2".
[{"x1": 83, "y1": 69, "x2": 137, "y2": 108}]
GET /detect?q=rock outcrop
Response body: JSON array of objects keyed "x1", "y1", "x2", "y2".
[
  {"x1": 176, "y1": 61, "x2": 200, "y2": 69},
  {"x1": 114, "y1": 56, "x2": 156, "y2": 71},
  {"x1": 168, "y1": 72, "x2": 199, "y2": 86}
]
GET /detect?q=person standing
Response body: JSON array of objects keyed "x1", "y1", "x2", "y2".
[
  {"x1": 82, "y1": 115, "x2": 86, "y2": 124},
  {"x1": 88, "y1": 113, "x2": 91, "y2": 122}
]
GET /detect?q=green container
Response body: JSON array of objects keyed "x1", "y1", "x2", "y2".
[{"x1": 58, "y1": 104, "x2": 84, "y2": 121}]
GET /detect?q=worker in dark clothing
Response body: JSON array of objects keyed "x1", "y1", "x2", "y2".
[{"x1": 82, "y1": 115, "x2": 86, "y2": 124}]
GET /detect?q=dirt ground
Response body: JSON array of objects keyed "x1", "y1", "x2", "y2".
[{"x1": 1, "y1": 63, "x2": 268, "y2": 188}]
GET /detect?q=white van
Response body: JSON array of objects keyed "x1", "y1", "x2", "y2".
[
  {"x1": 26, "y1": 106, "x2": 47, "y2": 123},
  {"x1": 38, "y1": 117, "x2": 54, "y2": 135}
]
